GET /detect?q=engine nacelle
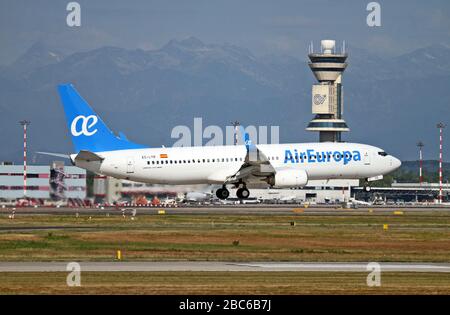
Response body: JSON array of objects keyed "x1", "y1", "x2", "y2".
[{"x1": 268, "y1": 169, "x2": 308, "y2": 188}]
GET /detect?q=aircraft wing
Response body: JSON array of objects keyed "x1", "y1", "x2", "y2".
[{"x1": 225, "y1": 129, "x2": 276, "y2": 185}]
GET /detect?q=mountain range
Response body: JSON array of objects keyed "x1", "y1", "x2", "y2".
[{"x1": 1, "y1": 37, "x2": 450, "y2": 164}]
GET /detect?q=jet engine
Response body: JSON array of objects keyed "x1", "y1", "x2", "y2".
[{"x1": 267, "y1": 169, "x2": 308, "y2": 188}]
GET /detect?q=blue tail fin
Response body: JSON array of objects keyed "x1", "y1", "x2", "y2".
[{"x1": 57, "y1": 84, "x2": 147, "y2": 153}]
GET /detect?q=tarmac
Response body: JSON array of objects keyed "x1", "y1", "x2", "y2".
[{"x1": 2, "y1": 205, "x2": 450, "y2": 216}]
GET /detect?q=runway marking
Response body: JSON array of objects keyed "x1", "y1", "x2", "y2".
[{"x1": 235, "y1": 262, "x2": 450, "y2": 272}]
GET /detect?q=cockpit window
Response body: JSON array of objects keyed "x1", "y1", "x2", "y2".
[{"x1": 378, "y1": 151, "x2": 388, "y2": 157}]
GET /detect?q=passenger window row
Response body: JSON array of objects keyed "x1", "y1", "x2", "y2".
[
  {"x1": 147, "y1": 157, "x2": 244, "y2": 165},
  {"x1": 146, "y1": 155, "x2": 281, "y2": 165}
]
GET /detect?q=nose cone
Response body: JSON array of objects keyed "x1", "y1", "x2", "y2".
[{"x1": 391, "y1": 156, "x2": 401, "y2": 171}]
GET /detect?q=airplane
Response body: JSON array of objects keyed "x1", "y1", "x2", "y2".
[
  {"x1": 44, "y1": 84, "x2": 401, "y2": 200},
  {"x1": 185, "y1": 191, "x2": 213, "y2": 203},
  {"x1": 160, "y1": 197, "x2": 177, "y2": 206},
  {"x1": 348, "y1": 197, "x2": 373, "y2": 206}
]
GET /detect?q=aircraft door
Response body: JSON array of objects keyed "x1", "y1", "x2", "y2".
[
  {"x1": 126, "y1": 157, "x2": 135, "y2": 173},
  {"x1": 363, "y1": 151, "x2": 371, "y2": 165}
]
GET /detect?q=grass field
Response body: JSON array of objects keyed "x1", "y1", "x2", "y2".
[
  {"x1": 0, "y1": 271, "x2": 449, "y2": 294},
  {"x1": 0, "y1": 210, "x2": 449, "y2": 262},
  {"x1": 0, "y1": 210, "x2": 449, "y2": 294}
]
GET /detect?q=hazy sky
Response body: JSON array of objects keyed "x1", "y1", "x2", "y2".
[{"x1": 1, "y1": 0, "x2": 450, "y2": 64}]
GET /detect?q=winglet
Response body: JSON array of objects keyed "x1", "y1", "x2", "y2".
[{"x1": 237, "y1": 125, "x2": 256, "y2": 152}]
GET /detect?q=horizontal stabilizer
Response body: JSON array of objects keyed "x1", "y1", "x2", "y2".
[
  {"x1": 36, "y1": 152, "x2": 70, "y2": 159},
  {"x1": 75, "y1": 150, "x2": 104, "y2": 162}
]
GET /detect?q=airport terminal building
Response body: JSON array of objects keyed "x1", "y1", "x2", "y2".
[
  {"x1": 0, "y1": 162, "x2": 86, "y2": 203},
  {"x1": 354, "y1": 182, "x2": 450, "y2": 203},
  {"x1": 0, "y1": 165, "x2": 50, "y2": 200}
]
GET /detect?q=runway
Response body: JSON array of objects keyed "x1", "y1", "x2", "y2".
[{"x1": 0, "y1": 261, "x2": 449, "y2": 272}]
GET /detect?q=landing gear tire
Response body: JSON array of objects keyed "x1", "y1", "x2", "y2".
[
  {"x1": 236, "y1": 187, "x2": 250, "y2": 199},
  {"x1": 216, "y1": 187, "x2": 230, "y2": 200}
]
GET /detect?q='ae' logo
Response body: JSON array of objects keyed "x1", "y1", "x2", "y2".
[{"x1": 71, "y1": 115, "x2": 98, "y2": 136}]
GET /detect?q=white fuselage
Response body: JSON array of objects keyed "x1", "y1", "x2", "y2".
[{"x1": 73, "y1": 142, "x2": 401, "y2": 186}]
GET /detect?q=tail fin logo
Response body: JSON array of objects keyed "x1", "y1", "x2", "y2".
[{"x1": 71, "y1": 115, "x2": 98, "y2": 137}]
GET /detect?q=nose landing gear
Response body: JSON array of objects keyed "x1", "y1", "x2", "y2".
[{"x1": 363, "y1": 179, "x2": 371, "y2": 192}]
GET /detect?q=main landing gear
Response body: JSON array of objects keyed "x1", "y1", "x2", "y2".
[
  {"x1": 216, "y1": 186, "x2": 230, "y2": 200},
  {"x1": 236, "y1": 187, "x2": 250, "y2": 199},
  {"x1": 215, "y1": 184, "x2": 250, "y2": 200}
]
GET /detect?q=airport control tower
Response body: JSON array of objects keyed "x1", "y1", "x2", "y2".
[{"x1": 306, "y1": 40, "x2": 349, "y2": 142}]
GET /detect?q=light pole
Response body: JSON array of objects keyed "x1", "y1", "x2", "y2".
[
  {"x1": 417, "y1": 141, "x2": 424, "y2": 186},
  {"x1": 19, "y1": 120, "x2": 31, "y2": 198},
  {"x1": 437, "y1": 123, "x2": 445, "y2": 204}
]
